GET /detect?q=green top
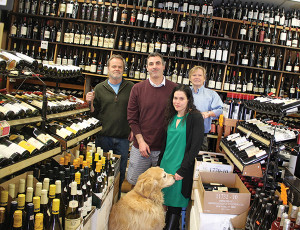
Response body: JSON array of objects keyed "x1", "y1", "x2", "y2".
[
  {"x1": 92, "y1": 79, "x2": 134, "y2": 139},
  {"x1": 160, "y1": 115, "x2": 189, "y2": 207}
]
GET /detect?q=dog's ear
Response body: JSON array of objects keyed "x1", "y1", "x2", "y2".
[{"x1": 135, "y1": 177, "x2": 158, "y2": 198}]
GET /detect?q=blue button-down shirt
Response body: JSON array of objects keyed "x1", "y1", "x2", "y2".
[{"x1": 191, "y1": 85, "x2": 223, "y2": 133}]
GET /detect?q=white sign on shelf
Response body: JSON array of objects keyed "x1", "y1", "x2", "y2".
[{"x1": 41, "y1": 41, "x2": 48, "y2": 50}]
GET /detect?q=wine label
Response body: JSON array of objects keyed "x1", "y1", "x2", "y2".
[
  {"x1": 162, "y1": 19, "x2": 168, "y2": 29},
  {"x1": 242, "y1": 59, "x2": 248, "y2": 65},
  {"x1": 137, "y1": 13, "x2": 143, "y2": 21},
  {"x1": 154, "y1": 42, "x2": 161, "y2": 50},
  {"x1": 161, "y1": 44, "x2": 167, "y2": 53},
  {"x1": 190, "y1": 48, "x2": 196, "y2": 57},
  {"x1": 92, "y1": 36, "x2": 98, "y2": 46},
  {"x1": 85, "y1": 35, "x2": 91, "y2": 45},
  {"x1": 240, "y1": 28, "x2": 246, "y2": 35},
  {"x1": 176, "y1": 44, "x2": 183, "y2": 51},
  {"x1": 141, "y1": 43, "x2": 148, "y2": 53},
  {"x1": 11, "y1": 25, "x2": 17, "y2": 35},
  {"x1": 65, "y1": 218, "x2": 81, "y2": 230},
  {"x1": 210, "y1": 50, "x2": 216, "y2": 60},
  {"x1": 177, "y1": 75, "x2": 182, "y2": 84},
  {"x1": 27, "y1": 137, "x2": 44, "y2": 150},
  {"x1": 183, "y1": 78, "x2": 189, "y2": 85},
  {"x1": 60, "y1": 3, "x2": 66, "y2": 13},
  {"x1": 180, "y1": 20, "x2": 186, "y2": 28},
  {"x1": 79, "y1": 34, "x2": 85, "y2": 45},
  {"x1": 223, "y1": 83, "x2": 230, "y2": 91},
  {"x1": 103, "y1": 38, "x2": 109, "y2": 48},
  {"x1": 156, "y1": 18, "x2": 162, "y2": 27},
  {"x1": 66, "y1": 3, "x2": 73, "y2": 14},
  {"x1": 18, "y1": 140, "x2": 36, "y2": 154},
  {"x1": 140, "y1": 72, "x2": 146, "y2": 80},
  {"x1": 204, "y1": 49, "x2": 210, "y2": 58},
  {"x1": 148, "y1": 43, "x2": 154, "y2": 53},
  {"x1": 98, "y1": 37, "x2": 104, "y2": 47},
  {"x1": 168, "y1": 19, "x2": 174, "y2": 29},
  {"x1": 269, "y1": 57, "x2": 275, "y2": 67},
  {"x1": 294, "y1": 66, "x2": 299, "y2": 72},
  {"x1": 290, "y1": 88, "x2": 296, "y2": 94},
  {"x1": 21, "y1": 26, "x2": 27, "y2": 36},
  {"x1": 286, "y1": 65, "x2": 292, "y2": 72},
  {"x1": 143, "y1": 15, "x2": 149, "y2": 22},
  {"x1": 113, "y1": 11, "x2": 118, "y2": 22},
  {"x1": 69, "y1": 33, "x2": 74, "y2": 43},
  {"x1": 216, "y1": 50, "x2": 222, "y2": 61},
  {"x1": 149, "y1": 16, "x2": 155, "y2": 24},
  {"x1": 109, "y1": 38, "x2": 114, "y2": 48},
  {"x1": 208, "y1": 80, "x2": 216, "y2": 89},
  {"x1": 135, "y1": 42, "x2": 142, "y2": 52},
  {"x1": 216, "y1": 82, "x2": 222, "y2": 90},
  {"x1": 68, "y1": 200, "x2": 78, "y2": 208}
]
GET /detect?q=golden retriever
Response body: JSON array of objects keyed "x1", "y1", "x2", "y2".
[{"x1": 108, "y1": 167, "x2": 175, "y2": 230}]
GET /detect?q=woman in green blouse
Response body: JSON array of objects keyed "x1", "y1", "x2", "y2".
[{"x1": 158, "y1": 84, "x2": 204, "y2": 230}]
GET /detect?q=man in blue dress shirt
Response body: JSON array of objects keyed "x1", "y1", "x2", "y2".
[{"x1": 189, "y1": 66, "x2": 223, "y2": 151}]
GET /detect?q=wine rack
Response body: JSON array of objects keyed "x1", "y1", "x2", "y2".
[{"x1": 7, "y1": 0, "x2": 300, "y2": 98}]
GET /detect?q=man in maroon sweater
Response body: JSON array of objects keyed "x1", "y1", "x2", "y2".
[{"x1": 127, "y1": 53, "x2": 177, "y2": 185}]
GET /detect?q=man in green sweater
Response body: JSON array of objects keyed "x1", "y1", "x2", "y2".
[{"x1": 86, "y1": 54, "x2": 134, "y2": 196}]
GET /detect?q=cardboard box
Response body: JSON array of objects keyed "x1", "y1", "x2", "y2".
[
  {"x1": 198, "y1": 172, "x2": 250, "y2": 215},
  {"x1": 190, "y1": 187, "x2": 248, "y2": 229},
  {"x1": 193, "y1": 151, "x2": 234, "y2": 180}
]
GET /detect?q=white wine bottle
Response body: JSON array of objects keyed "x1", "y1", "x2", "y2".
[{"x1": 65, "y1": 181, "x2": 81, "y2": 230}]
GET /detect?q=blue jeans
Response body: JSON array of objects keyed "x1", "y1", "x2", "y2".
[{"x1": 95, "y1": 135, "x2": 129, "y2": 193}]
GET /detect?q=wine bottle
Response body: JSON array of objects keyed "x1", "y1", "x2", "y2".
[
  {"x1": 24, "y1": 203, "x2": 34, "y2": 230},
  {"x1": 65, "y1": 181, "x2": 81, "y2": 230},
  {"x1": 34, "y1": 213, "x2": 43, "y2": 230},
  {"x1": 49, "y1": 199, "x2": 63, "y2": 230},
  {"x1": 13, "y1": 210, "x2": 23, "y2": 230}
]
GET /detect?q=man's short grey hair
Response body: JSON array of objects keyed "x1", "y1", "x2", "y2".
[
  {"x1": 107, "y1": 54, "x2": 126, "y2": 70},
  {"x1": 146, "y1": 52, "x2": 166, "y2": 66}
]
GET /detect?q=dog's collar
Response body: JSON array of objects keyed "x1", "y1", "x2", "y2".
[{"x1": 134, "y1": 190, "x2": 150, "y2": 200}]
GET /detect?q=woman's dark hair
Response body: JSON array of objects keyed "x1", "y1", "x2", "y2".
[{"x1": 164, "y1": 84, "x2": 199, "y2": 129}]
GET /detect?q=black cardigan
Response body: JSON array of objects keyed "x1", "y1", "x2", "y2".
[{"x1": 158, "y1": 112, "x2": 204, "y2": 198}]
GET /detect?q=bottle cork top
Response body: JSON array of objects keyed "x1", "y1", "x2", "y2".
[{"x1": 52, "y1": 199, "x2": 60, "y2": 214}]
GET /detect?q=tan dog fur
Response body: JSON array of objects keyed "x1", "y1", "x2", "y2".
[{"x1": 108, "y1": 167, "x2": 175, "y2": 230}]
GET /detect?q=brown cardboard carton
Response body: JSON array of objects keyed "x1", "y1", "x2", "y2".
[
  {"x1": 193, "y1": 151, "x2": 234, "y2": 180},
  {"x1": 198, "y1": 172, "x2": 250, "y2": 215}
]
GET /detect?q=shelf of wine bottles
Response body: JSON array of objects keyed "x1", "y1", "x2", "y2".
[
  {"x1": 220, "y1": 138, "x2": 267, "y2": 177},
  {"x1": 9, "y1": 0, "x2": 300, "y2": 98},
  {"x1": 0, "y1": 142, "x2": 117, "y2": 229},
  {"x1": 244, "y1": 96, "x2": 300, "y2": 116},
  {"x1": 0, "y1": 147, "x2": 61, "y2": 179}
]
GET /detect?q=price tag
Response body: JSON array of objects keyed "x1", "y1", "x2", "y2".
[
  {"x1": 40, "y1": 41, "x2": 48, "y2": 50},
  {"x1": 0, "y1": 121, "x2": 10, "y2": 137}
]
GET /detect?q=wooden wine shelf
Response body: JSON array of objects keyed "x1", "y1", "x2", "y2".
[
  {"x1": 58, "y1": 126, "x2": 102, "y2": 150},
  {"x1": 83, "y1": 72, "x2": 142, "y2": 82},
  {"x1": 47, "y1": 107, "x2": 90, "y2": 119},
  {"x1": 0, "y1": 147, "x2": 61, "y2": 179},
  {"x1": 220, "y1": 142, "x2": 263, "y2": 178},
  {"x1": 6, "y1": 116, "x2": 42, "y2": 126},
  {"x1": 20, "y1": 79, "x2": 85, "y2": 90},
  {"x1": 237, "y1": 126, "x2": 271, "y2": 146}
]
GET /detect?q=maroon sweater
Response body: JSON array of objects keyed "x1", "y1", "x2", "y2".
[{"x1": 127, "y1": 79, "x2": 176, "y2": 151}]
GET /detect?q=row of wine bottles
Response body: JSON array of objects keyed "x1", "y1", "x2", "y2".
[
  {"x1": 0, "y1": 115, "x2": 100, "y2": 167},
  {"x1": 239, "y1": 21, "x2": 300, "y2": 48},
  {"x1": 234, "y1": 44, "x2": 286, "y2": 71},
  {"x1": 17, "y1": 0, "x2": 300, "y2": 31},
  {"x1": 0, "y1": 91, "x2": 87, "y2": 120},
  {"x1": 244, "y1": 97, "x2": 300, "y2": 115},
  {"x1": 0, "y1": 141, "x2": 117, "y2": 229},
  {"x1": 0, "y1": 48, "x2": 82, "y2": 79},
  {"x1": 245, "y1": 188, "x2": 300, "y2": 230}
]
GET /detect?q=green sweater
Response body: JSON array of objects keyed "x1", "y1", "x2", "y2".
[{"x1": 92, "y1": 79, "x2": 134, "y2": 139}]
